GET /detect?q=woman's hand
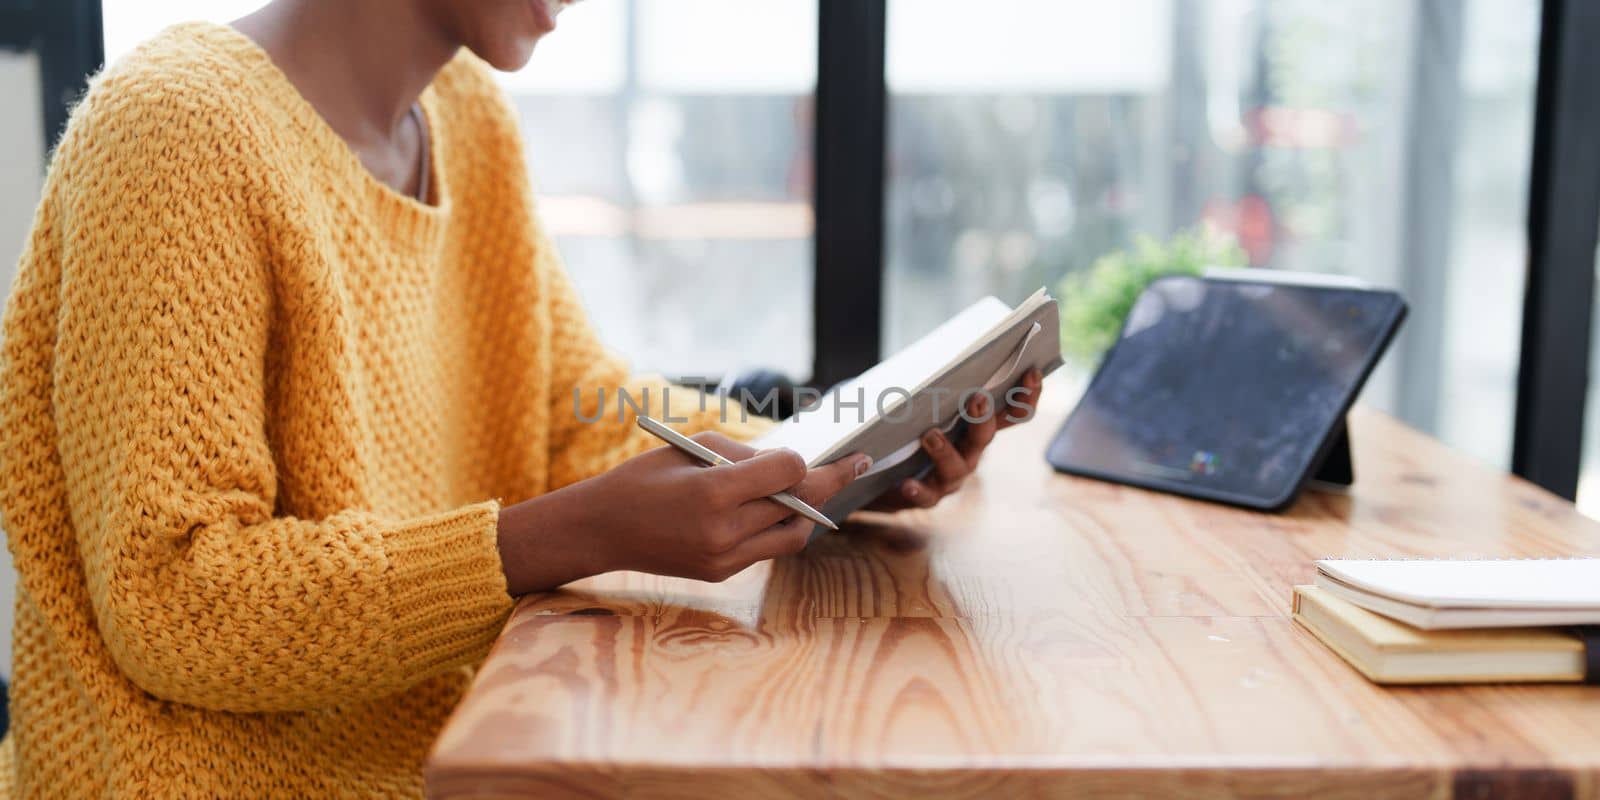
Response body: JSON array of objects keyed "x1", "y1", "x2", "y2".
[
  {"x1": 866, "y1": 368, "x2": 1044, "y2": 511},
  {"x1": 497, "y1": 433, "x2": 870, "y2": 594}
]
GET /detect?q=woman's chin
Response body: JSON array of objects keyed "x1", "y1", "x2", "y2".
[{"x1": 479, "y1": 34, "x2": 542, "y2": 72}]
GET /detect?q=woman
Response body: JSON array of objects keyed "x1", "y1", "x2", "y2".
[{"x1": 0, "y1": 0, "x2": 1043, "y2": 795}]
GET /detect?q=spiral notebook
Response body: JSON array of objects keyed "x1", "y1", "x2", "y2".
[{"x1": 1313, "y1": 558, "x2": 1600, "y2": 630}]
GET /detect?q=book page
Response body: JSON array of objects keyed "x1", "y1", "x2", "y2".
[
  {"x1": 754, "y1": 297, "x2": 1015, "y2": 463},
  {"x1": 1316, "y1": 558, "x2": 1600, "y2": 609}
]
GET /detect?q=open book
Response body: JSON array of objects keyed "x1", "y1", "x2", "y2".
[{"x1": 754, "y1": 289, "x2": 1063, "y2": 522}]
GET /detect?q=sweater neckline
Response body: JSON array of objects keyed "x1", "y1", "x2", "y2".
[{"x1": 187, "y1": 21, "x2": 453, "y2": 252}]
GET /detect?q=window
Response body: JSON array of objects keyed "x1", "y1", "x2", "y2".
[
  {"x1": 103, "y1": 0, "x2": 817, "y2": 381},
  {"x1": 495, "y1": 1, "x2": 816, "y2": 380},
  {"x1": 84, "y1": 0, "x2": 1597, "y2": 488},
  {"x1": 103, "y1": 1, "x2": 264, "y2": 64},
  {"x1": 0, "y1": 50, "x2": 43, "y2": 288},
  {"x1": 0, "y1": 46, "x2": 47, "y2": 680},
  {"x1": 883, "y1": 0, "x2": 1540, "y2": 467}
]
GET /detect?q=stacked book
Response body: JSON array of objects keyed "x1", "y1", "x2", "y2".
[{"x1": 1292, "y1": 558, "x2": 1600, "y2": 684}]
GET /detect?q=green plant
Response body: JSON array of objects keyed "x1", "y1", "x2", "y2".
[{"x1": 1056, "y1": 229, "x2": 1246, "y2": 366}]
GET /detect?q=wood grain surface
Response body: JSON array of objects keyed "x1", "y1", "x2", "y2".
[{"x1": 427, "y1": 382, "x2": 1600, "y2": 799}]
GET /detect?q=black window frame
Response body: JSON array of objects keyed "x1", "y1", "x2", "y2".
[
  {"x1": 1, "y1": 0, "x2": 103, "y2": 160},
  {"x1": 811, "y1": 0, "x2": 887, "y2": 390},
  {"x1": 1512, "y1": 0, "x2": 1600, "y2": 499}
]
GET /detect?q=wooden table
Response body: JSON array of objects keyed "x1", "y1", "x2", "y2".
[{"x1": 427, "y1": 394, "x2": 1600, "y2": 798}]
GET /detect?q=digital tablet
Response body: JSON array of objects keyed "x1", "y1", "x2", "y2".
[{"x1": 1046, "y1": 273, "x2": 1406, "y2": 511}]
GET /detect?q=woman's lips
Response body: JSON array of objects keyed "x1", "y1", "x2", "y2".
[{"x1": 531, "y1": 0, "x2": 556, "y2": 32}]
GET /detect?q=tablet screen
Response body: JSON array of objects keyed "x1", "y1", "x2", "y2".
[{"x1": 1046, "y1": 276, "x2": 1406, "y2": 509}]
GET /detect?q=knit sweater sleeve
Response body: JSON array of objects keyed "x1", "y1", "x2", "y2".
[
  {"x1": 44, "y1": 77, "x2": 510, "y2": 713},
  {"x1": 535, "y1": 232, "x2": 775, "y2": 489}
]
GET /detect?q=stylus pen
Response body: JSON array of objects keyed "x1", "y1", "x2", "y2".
[{"x1": 636, "y1": 415, "x2": 839, "y2": 531}]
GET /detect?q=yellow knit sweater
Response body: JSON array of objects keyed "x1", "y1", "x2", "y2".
[{"x1": 0, "y1": 22, "x2": 759, "y2": 798}]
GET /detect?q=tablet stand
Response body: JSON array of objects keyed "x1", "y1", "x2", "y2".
[{"x1": 1307, "y1": 418, "x2": 1354, "y2": 489}]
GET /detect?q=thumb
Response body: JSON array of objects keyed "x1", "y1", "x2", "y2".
[{"x1": 792, "y1": 452, "x2": 873, "y2": 507}]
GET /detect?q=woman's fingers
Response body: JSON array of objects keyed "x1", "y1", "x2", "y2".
[
  {"x1": 690, "y1": 430, "x2": 760, "y2": 461},
  {"x1": 921, "y1": 428, "x2": 970, "y2": 491},
  {"x1": 895, "y1": 478, "x2": 940, "y2": 508},
  {"x1": 721, "y1": 454, "x2": 871, "y2": 572},
  {"x1": 999, "y1": 368, "x2": 1043, "y2": 429},
  {"x1": 789, "y1": 454, "x2": 872, "y2": 507},
  {"x1": 959, "y1": 393, "x2": 998, "y2": 470},
  {"x1": 730, "y1": 454, "x2": 868, "y2": 533},
  {"x1": 721, "y1": 513, "x2": 814, "y2": 573},
  {"x1": 715, "y1": 447, "x2": 809, "y2": 501}
]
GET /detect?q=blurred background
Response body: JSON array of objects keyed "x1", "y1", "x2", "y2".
[
  {"x1": 2, "y1": 0, "x2": 1594, "y2": 665},
  {"x1": 84, "y1": 0, "x2": 1542, "y2": 468}
]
